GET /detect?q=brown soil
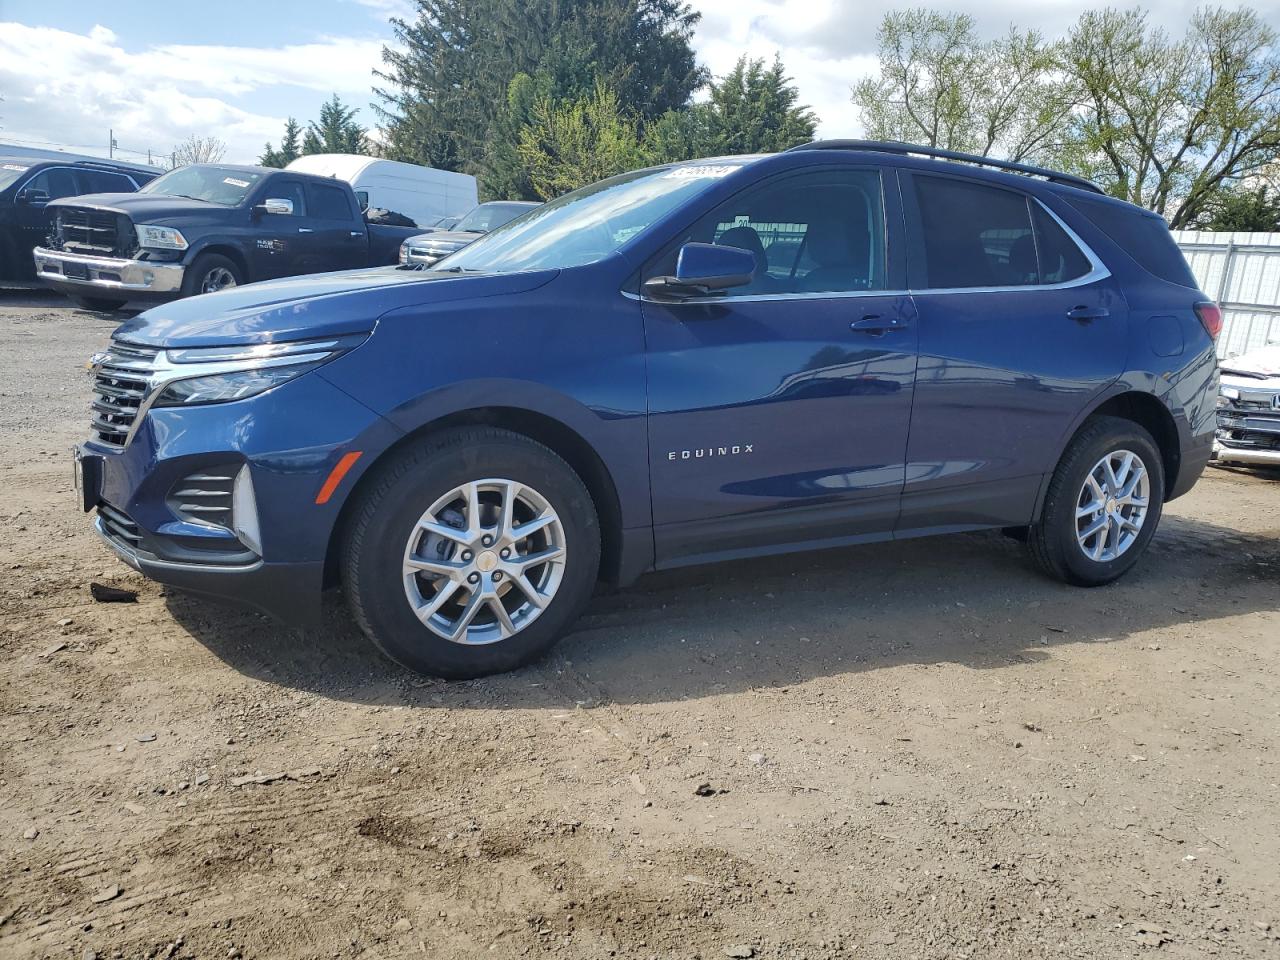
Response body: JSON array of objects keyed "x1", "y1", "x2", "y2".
[{"x1": 2, "y1": 292, "x2": 1278, "y2": 959}]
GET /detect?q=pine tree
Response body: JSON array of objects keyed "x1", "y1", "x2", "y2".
[{"x1": 259, "y1": 117, "x2": 302, "y2": 168}]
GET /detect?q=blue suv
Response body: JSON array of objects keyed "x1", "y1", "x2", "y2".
[{"x1": 78, "y1": 141, "x2": 1220, "y2": 678}]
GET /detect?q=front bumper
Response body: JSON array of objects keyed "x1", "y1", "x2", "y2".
[
  {"x1": 33, "y1": 246, "x2": 184, "y2": 298},
  {"x1": 81, "y1": 370, "x2": 400, "y2": 626}
]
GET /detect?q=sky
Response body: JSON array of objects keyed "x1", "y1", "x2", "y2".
[{"x1": 3, "y1": 0, "x2": 1280, "y2": 168}]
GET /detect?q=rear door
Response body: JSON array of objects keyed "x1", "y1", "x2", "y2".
[
  {"x1": 898, "y1": 171, "x2": 1127, "y2": 532},
  {"x1": 304, "y1": 181, "x2": 365, "y2": 272}
]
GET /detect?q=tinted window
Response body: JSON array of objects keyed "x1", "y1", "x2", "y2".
[
  {"x1": 1067, "y1": 196, "x2": 1196, "y2": 288},
  {"x1": 669, "y1": 168, "x2": 886, "y2": 295},
  {"x1": 25, "y1": 168, "x2": 79, "y2": 201},
  {"x1": 1033, "y1": 204, "x2": 1091, "y2": 283},
  {"x1": 80, "y1": 170, "x2": 135, "y2": 193},
  {"x1": 307, "y1": 183, "x2": 354, "y2": 220},
  {"x1": 913, "y1": 176, "x2": 1039, "y2": 289}
]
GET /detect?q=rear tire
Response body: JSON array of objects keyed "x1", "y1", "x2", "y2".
[
  {"x1": 70, "y1": 295, "x2": 127, "y2": 312},
  {"x1": 342, "y1": 427, "x2": 601, "y2": 679},
  {"x1": 180, "y1": 253, "x2": 242, "y2": 298},
  {"x1": 1027, "y1": 416, "x2": 1164, "y2": 586}
]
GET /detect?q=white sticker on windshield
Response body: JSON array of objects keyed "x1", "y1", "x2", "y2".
[
  {"x1": 663, "y1": 165, "x2": 737, "y2": 179},
  {"x1": 2, "y1": 163, "x2": 31, "y2": 172},
  {"x1": 223, "y1": 177, "x2": 250, "y2": 188}
]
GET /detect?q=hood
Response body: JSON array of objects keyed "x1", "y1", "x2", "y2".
[
  {"x1": 48, "y1": 192, "x2": 235, "y2": 223},
  {"x1": 113, "y1": 266, "x2": 558, "y2": 348},
  {"x1": 1220, "y1": 344, "x2": 1280, "y2": 382}
]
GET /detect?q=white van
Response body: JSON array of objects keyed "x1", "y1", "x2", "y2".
[{"x1": 285, "y1": 154, "x2": 477, "y2": 228}]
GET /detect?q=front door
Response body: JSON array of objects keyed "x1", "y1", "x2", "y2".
[
  {"x1": 642, "y1": 166, "x2": 918, "y2": 567},
  {"x1": 305, "y1": 182, "x2": 366, "y2": 273}
]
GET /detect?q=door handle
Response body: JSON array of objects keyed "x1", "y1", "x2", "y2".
[
  {"x1": 850, "y1": 314, "x2": 906, "y2": 335},
  {"x1": 1067, "y1": 305, "x2": 1109, "y2": 322},
  {"x1": 297, "y1": 227, "x2": 314, "y2": 234},
  {"x1": 349, "y1": 231, "x2": 362, "y2": 238}
]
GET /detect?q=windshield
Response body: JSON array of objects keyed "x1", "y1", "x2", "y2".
[
  {"x1": 139, "y1": 166, "x2": 265, "y2": 206},
  {"x1": 0, "y1": 160, "x2": 34, "y2": 192},
  {"x1": 455, "y1": 202, "x2": 536, "y2": 233},
  {"x1": 439, "y1": 161, "x2": 752, "y2": 273}
]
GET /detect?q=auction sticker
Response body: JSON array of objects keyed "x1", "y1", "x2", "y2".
[
  {"x1": 223, "y1": 177, "x2": 251, "y2": 188},
  {"x1": 663, "y1": 165, "x2": 737, "y2": 179}
]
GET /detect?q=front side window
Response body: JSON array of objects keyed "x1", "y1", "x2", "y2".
[
  {"x1": 25, "y1": 168, "x2": 79, "y2": 201},
  {"x1": 267, "y1": 181, "x2": 306, "y2": 216},
  {"x1": 657, "y1": 168, "x2": 887, "y2": 296}
]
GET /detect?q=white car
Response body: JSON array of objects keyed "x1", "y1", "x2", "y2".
[{"x1": 1215, "y1": 343, "x2": 1280, "y2": 467}]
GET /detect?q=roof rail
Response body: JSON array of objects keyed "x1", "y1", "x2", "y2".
[{"x1": 786, "y1": 139, "x2": 1105, "y2": 195}]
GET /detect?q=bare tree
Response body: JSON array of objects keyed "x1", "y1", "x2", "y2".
[
  {"x1": 851, "y1": 10, "x2": 1073, "y2": 163},
  {"x1": 170, "y1": 135, "x2": 227, "y2": 168},
  {"x1": 1065, "y1": 7, "x2": 1280, "y2": 227}
]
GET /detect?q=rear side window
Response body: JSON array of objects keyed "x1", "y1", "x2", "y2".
[
  {"x1": 79, "y1": 171, "x2": 136, "y2": 194},
  {"x1": 307, "y1": 183, "x2": 355, "y2": 221},
  {"x1": 911, "y1": 176, "x2": 1095, "y2": 288},
  {"x1": 912, "y1": 176, "x2": 1039, "y2": 288},
  {"x1": 1066, "y1": 196, "x2": 1196, "y2": 288}
]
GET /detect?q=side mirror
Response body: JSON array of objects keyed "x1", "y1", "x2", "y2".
[
  {"x1": 253, "y1": 197, "x2": 294, "y2": 217},
  {"x1": 644, "y1": 242, "x2": 756, "y2": 299},
  {"x1": 17, "y1": 188, "x2": 50, "y2": 205}
]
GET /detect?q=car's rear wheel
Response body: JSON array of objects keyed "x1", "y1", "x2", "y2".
[
  {"x1": 1027, "y1": 416, "x2": 1164, "y2": 586},
  {"x1": 342, "y1": 427, "x2": 600, "y2": 679},
  {"x1": 181, "y1": 253, "x2": 242, "y2": 298},
  {"x1": 70, "y1": 295, "x2": 127, "y2": 311}
]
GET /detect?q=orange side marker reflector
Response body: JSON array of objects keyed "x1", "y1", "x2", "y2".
[{"x1": 315, "y1": 451, "x2": 363, "y2": 505}]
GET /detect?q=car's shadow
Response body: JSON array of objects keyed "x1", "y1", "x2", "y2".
[{"x1": 165, "y1": 514, "x2": 1279, "y2": 708}]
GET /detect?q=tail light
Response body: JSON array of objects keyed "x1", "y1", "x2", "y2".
[{"x1": 1194, "y1": 301, "x2": 1223, "y2": 340}]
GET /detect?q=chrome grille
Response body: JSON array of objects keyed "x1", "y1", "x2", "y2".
[
  {"x1": 91, "y1": 340, "x2": 158, "y2": 447},
  {"x1": 59, "y1": 207, "x2": 130, "y2": 256},
  {"x1": 168, "y1": 468, "x2": 235, "y2": 528}
]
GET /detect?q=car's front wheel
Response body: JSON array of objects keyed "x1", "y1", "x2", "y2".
[
  {"x1": 180, "y1": 253, "x2": 242, "y2": 298},
  {"x1": 1027, "y1": 415, "x2": 1165, "y2": 586},
  {"x1": 342, "y1": 428, "x2": 600, "y2": 679}
]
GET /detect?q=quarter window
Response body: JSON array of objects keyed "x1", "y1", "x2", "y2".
[
  {"x1": 670, "y1": 168, "x2": 886, "y2": 295},
  {"x1": 1033, "y1": 204, "x2": 1091, "y2": 283}
]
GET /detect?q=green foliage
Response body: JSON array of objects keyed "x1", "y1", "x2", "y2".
[
  {"x1": 259, "y1": 117, "x2": 302, "y2": 168},
  {"x1": 376, "y1": 0, "x2": 705, "y2": 180},
  {"x1": 1064, "y1": 7, "x2": 1280, "y2": 227},
  {"x1": 702, "y1": 55, "x2": 817, "y2": 155},
  {"x1": 516, "y1": 82, "x2": 646, "y2": 199},
  {"x1": 851, "y1": 10, "x2": 1070, "y2": 163},
  {"x1": 1195, "y1": 184, "x2": 1280, "y2": 231},
  {"x1": 260, "y1": 97, "x2": 369, "y2": 167}
]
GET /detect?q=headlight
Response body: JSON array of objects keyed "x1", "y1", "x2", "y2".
[
  {"x1": 151, "y1": 336, "x2": 365, "y2": 407},
  {"x1": 399, "y1": 242, "x2": 410, "y2": 264},
  {"x1": 136, "y1": 224, "x2": 188, "y2": 250}
]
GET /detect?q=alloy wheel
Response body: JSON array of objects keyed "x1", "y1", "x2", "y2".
[
  {"x1": 201, "y1": 267, "x2": 237, "y2": 293},
  {"x1": 402, "y1": 478, "x2": 566, "y2": 645},
  {"x1": 1074, "y1": 449, "x2": 1150, "y2": 563}
]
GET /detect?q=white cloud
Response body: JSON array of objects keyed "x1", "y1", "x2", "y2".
[{"x1": 0, "y1": 22, "x2": 384, "y2": 165}]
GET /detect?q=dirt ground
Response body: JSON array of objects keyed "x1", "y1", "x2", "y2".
[{"x1": 1, "y1": 291, "x2": 1278, "y2": 960}]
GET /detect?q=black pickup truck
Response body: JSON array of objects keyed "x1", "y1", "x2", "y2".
[
  {"x1": 1, "y1": 156, "x2": 158, "y2": 287},
  {"x1": 33, "y1": 164, "x2": 422, "y2": 310}
]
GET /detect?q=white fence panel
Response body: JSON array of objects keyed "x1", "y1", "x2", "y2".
[{"x1": 1172, "y1": 230, "x2": 1280, "y2": 358}]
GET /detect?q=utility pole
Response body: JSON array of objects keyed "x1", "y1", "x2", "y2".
[{"x1": 109, "y1": 128, "x2": 116, "y2": 158}]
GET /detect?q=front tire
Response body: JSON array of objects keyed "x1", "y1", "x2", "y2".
[
  {"x1": 180, "y1": 253, "x2": 242, "y2": 298},
  {"x1": 342, "y1": 428, "x2": 601, "y2": 679},
  {"x1": 70, "y1": 295, "x2": 127, "y2": 311},
  {"x1": 1027, "y1": 416, "x2": 1164, "y2": 586}
]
